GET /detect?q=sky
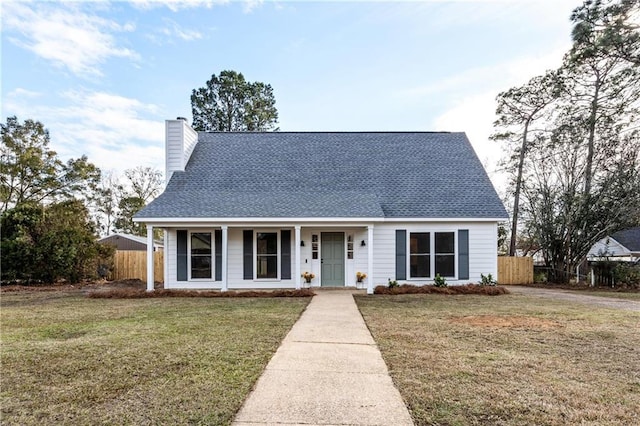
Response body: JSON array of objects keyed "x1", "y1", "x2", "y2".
[{"x1": 1, "y1": 0, "x2": 582, "y2": 194}]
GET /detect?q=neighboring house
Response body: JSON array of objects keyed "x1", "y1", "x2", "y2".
[
  {"x1": 587, "y1": 227, "x2": 640, "y2": 263},
  {"x1": 133, "y1": 118, "x2": 508, "y2": 293},
  {"x1": 98, "y1": 233, "x2": 164, "y2": 252}
]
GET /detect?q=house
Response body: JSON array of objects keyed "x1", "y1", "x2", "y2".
[
  {"x1": 133, "y1": 118, "x2": 508, "y2": 293},
  {"x1": 587, "y1": 227, "x2": 640, "y2": 263},
  {"x1": 98, "y1": 232, "x2": 164, "y2": 251}
]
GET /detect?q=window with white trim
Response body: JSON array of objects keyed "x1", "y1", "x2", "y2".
[
  {"x1": 256, "y1": 232, "x2": 278, "y2": 279},
  {"x1": 410, "y1": 232, "x2": 430, "y2": 278},
  {"x1": 190, "y1": 232, "x2": 212, "y2": 279},
  {"x1": 435, "y1": 232, "x2": 455, "y2": 277},
  {"x1": 409, "y1": 231, "x2": 456, "y2": 278}
]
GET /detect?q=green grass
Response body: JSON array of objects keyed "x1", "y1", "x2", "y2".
[
  {"x1": 355, "y1": 293, "x2": 640, "y2": 426},
  {"x1": 1, "y1": 291, "x2": 309, "y2": 425}
]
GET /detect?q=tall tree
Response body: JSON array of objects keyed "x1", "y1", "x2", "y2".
[
  {"x1": 113, "y1": 196, "x2": 147, "y2": 236},
  {"x1": 0, "y1": 116, "x2": 101, "y2": 212},
  {"x1": 191, "y1": 70, "x2": 279, "y2": 132},
  {"x1": 492, "y1": 71, "x2": 561, "y2": 256},
  {"x1": 91, "y1": 170, "x2": 122, "y2": 236},
  {"x1": 495, "y1": 0, "x2": 640, "y2": 281},
  {"x1": 124, "y1": 166, "x2": 163, "y2": 203},
  {"x1": 1, "y1": 200, "x2": 113, "y2": 283}
]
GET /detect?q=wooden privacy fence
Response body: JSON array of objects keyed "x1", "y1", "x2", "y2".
[
  {"x1": 109, "y1": 250, "x2": 164, "y2": 282},
  {"x1": 498, "y1": 256, "x2": 534, "y2": 285}
]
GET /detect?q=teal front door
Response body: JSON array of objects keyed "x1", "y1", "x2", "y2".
[{"x1": 321, "y1": 232, "x2": 345, "y2": 287}]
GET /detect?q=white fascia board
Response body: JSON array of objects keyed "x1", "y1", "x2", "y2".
[
  {"x1": 382, "y1": 217, "x2": 507, "y2": 223},
  {"x1": 133, "y1": 217, "x2": 382, "y2": 228},
  {"x1": 133, "y1": 216, "x2": 505, "y2": 227}
]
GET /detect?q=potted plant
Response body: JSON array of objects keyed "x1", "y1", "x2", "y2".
[
  {"x1": 301, "y1": 271, "x2": 315, "y2": 285},
  {"x1": 356, "y1": 271, "x2": 367, "y2": 284}
]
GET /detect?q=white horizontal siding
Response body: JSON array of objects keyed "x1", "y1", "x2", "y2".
[
  {"x1": 165, "y1": 229, "x2": 177, "y2": 285},
  {"x1": 183, "y1": 124, "x2": 198, "y2": 167},
  {"x1": 165, "y1": 121, "x2": 184, "y2": 177},
  {"x1": 160, "y1": 222, "x2": 499, "y2": 290},
  {"x1": 372, "y1": 222, "x2": 498, "y2": 286}
]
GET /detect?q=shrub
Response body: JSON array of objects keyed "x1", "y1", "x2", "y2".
[
  {"x1": 433, "y1": 273, "x2": 447, "y2": 287},
  {"x1": 388, "y1": 278, "x2": 399, "y2": 288},
  {"x1": 373, "y1": 283, "x2": 509, "y2": 296},
  {"x1": 479, "y1": 273, "x2": 498, "y2": 286},
  {"x1": 613, "y1": 263, "x2": 640, "y2": 289},
  {"x1": 1, "y1": 201, "x2": 113, "y2": 283}
]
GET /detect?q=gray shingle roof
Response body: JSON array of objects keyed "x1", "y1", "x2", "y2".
[
  {"x1": 136, "y1": 132, "x2": 507, "y2": 219},
  {"x1": 611, "y1": 227, "x2": 640, "y2": 252}
]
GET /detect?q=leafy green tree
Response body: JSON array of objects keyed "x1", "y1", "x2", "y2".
[
  {"x1": 113, "y1": 196, "x2": 146, "y2": 236},
  {"x1": 494, "y1": 0, "x2": 640, "y2": 282},
  {"x1": 492, "y1": 71, "x2": 561, "y2": 256},
  {"x1": 1, "y1": 200, "x2": 113, "y2": 283},
  {"x1": 191, "y1": 70, "x2": 278, "y2": 131},
  {"x1": 1, "y1": 116, "x2": 101, "y2": 212}
]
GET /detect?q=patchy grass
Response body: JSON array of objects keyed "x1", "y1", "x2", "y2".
[
  {"x1": 374, "y1": 283, "x2": 509, "y2": 296},
  {"x1": 570, "y1": 291, "x2": 640, "y2": 301},
  {"x1": 1, "y1": 291, "x2": 309, "y2": 425},
  {"x1": 355, "y1": 293, "x2": 640, "y2": 426}
]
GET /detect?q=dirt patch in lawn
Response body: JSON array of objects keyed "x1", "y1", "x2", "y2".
[{"x1": 449, "y1": 315, "x2": 562, "y2": 329}]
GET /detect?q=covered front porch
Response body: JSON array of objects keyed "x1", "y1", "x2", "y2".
[{"x1": 143, "y1": 221, "x2": 377, "y2": 294}]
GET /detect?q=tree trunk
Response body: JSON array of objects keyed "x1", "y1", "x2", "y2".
[
  {"x1": 509, "y1": 118, "x2": 532, "y2": 256},
  {"x1": 584, "y1": 75, "x2": 600, "y2": 196}
]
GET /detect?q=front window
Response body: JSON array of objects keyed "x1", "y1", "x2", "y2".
[
  {"x1": 435, "y1": 232, "x2": 455, "y2": 277},
  {"x1": 410, "y1": 232, "x2": 430, "y2": 278},
  {"x1": 191, "y1": 232, "x2": 212, "y2": 279},
  {"x1": 256, "y1": 232, "x2": 278, "y2": 279}
]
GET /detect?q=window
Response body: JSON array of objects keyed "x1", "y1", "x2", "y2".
[
  {"x1": 410, "y1": 232, "x2": 430, "y2": 278},
  {"x1": 256, "y1": 232, "x2": 278, "y2": 279},
  {"x1": 409, "y1": 231, "x2": 456, "y2": 278},
  {"x1": 435, "y1": 232, "x2": 455, "y2": 277},
  {"x1": 191, "y1": 232, "x2": 212, "y2": 279}
]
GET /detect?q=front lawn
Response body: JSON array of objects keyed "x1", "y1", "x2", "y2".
[
  {"x1": 1, "y1": 291, "x2": 309, "y2": 425},
  {"x1": 355, "y1": 293, "x2": 640, "y2": 425}
]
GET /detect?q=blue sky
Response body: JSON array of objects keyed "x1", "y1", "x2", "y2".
[{"x1": 1, "y1": 0, "x2": 581, "y2": 191}]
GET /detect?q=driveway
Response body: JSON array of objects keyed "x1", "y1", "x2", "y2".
[{"x1": 508, "y1": 286, "x2": 640, "y2": 311}]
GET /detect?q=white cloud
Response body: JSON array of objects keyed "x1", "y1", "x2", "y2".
[
  {"x1": 242, "y1": 0, "x2": 264, "y2": 14},
  {"x1": 428, "y1": 46, "x2": 571, "y2": 194},
  {"x1": 3, "y1": 89, "x2": 164, "y2": 173},
  {"x1": 2, "y1": 2, "x2": 138, "y2": 77},
  {"x1": 159, "y1": 18, "x2": 204, "y2": 41}
]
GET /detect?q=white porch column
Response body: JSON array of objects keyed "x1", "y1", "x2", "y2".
[
  {"x1": 367, "y1": 225, "x2": 374, "y2": 294},
  {"x1": 221, "y1": 225, "x2": 228, "y2": 292},
  {"x1": 146, "y1": 225, "x2": 154, "y2": 292},
  {"x1": 295, "y1": 225, "x2": 301, "y2": 290}
]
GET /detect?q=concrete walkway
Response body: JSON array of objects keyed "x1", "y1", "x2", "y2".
[
  {"x1": 233, "y1": 289, "x2": 414, "y2": 426},
  {"x1": 509, "y1": 286, "x2": 640, "y2": 312}
]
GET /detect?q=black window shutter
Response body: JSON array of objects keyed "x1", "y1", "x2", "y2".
[
  {"x1": 458, "y1": 229, "x2": 469, "y2": 280},
  {"x1": 215, "y1": 230, "x2": 222, "y2": 281},
  {"x1": 243, "y1": 230, "x2": 253, "y2": 280},
  {"x1": 177, "y1": 230, "x2": 188, "y2": 281},
  {"x1": 281, "y1": 230, "x2": 291, "y2": 280},
  {"x1": 396, "y1": 230, "x2": 407, "y2": 280}
]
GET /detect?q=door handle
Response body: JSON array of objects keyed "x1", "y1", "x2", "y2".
[{"x1": 321, "y1": 259, "x2": 324, "y2": 264}]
